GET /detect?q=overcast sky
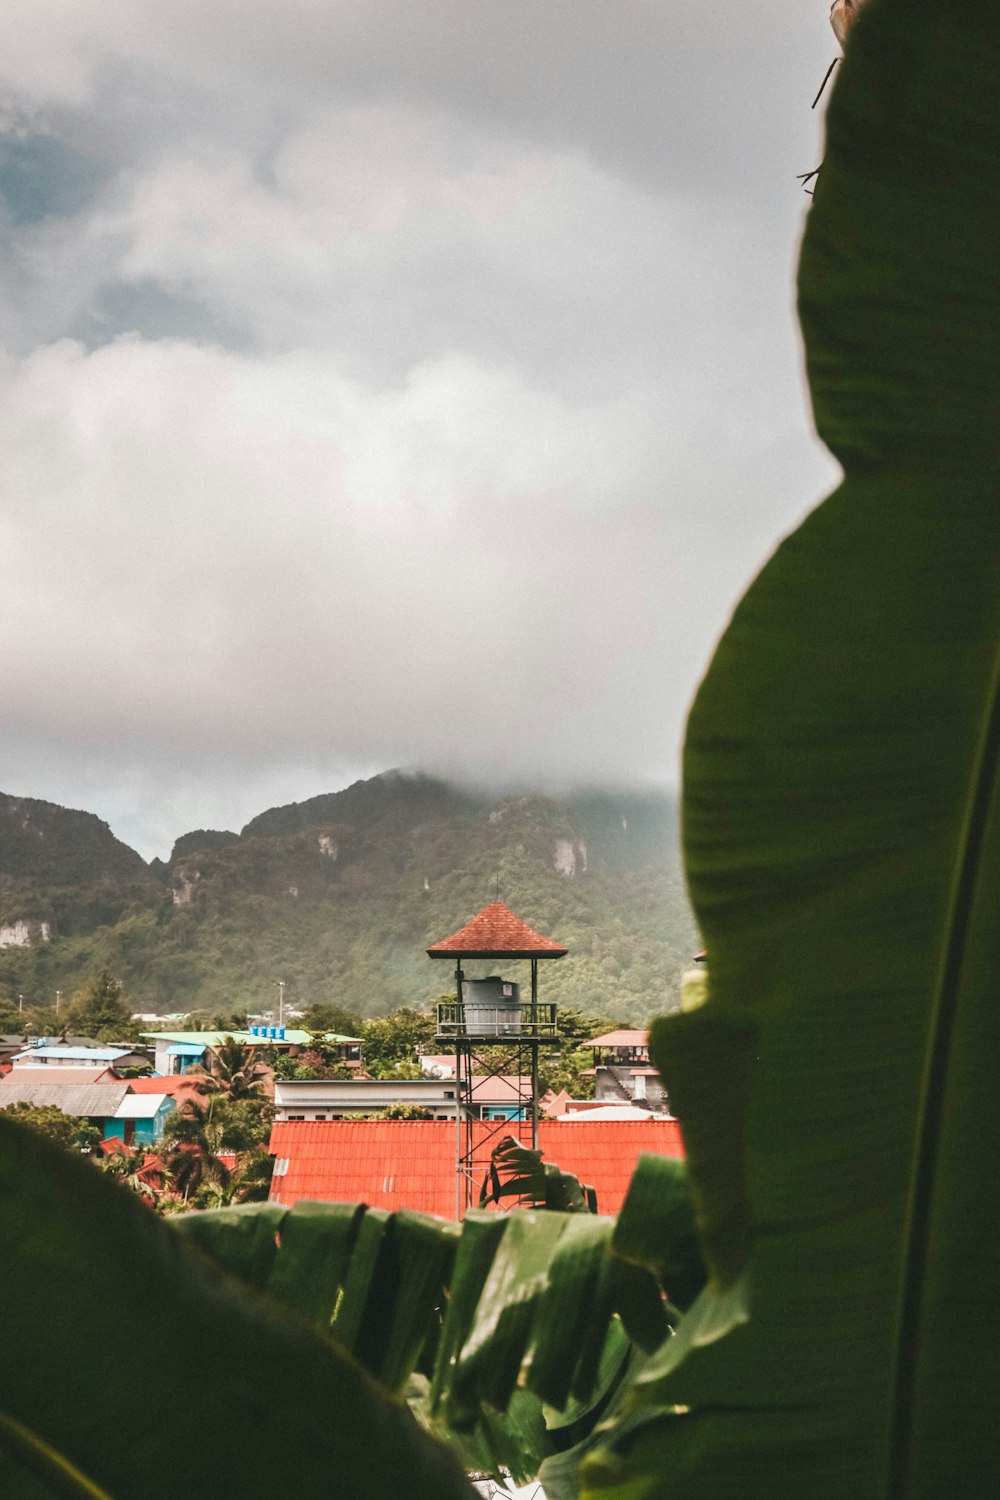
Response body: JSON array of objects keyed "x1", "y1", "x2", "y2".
[{"x1": 0, "y1": 1, "x2": 841, "y2": 860}]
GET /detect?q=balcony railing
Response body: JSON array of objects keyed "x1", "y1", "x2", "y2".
[{"x1": 436, "y1": 1002, "x2": 558, "y2": 1039}]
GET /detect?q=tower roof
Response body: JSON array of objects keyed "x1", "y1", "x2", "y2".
[{"x1": 427, "y1": 901, "x2": 568, "y2": 960}]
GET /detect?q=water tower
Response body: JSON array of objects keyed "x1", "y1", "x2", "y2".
[{"x1": 428, "y1": 901, "x2": 565, "y2": 1215}]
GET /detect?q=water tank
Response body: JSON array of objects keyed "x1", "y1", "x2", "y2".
[{"x1": 461, "y1": 977, "x2": 521, "y2": 1034}]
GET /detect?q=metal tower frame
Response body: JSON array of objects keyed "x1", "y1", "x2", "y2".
[{"x1": 436, "y1": 957, "x2": 559, "y2": 1216}]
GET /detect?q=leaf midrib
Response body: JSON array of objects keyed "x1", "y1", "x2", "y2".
[{"x1": 890, "y1": 642, "x2": 1000, "y2": 1497}]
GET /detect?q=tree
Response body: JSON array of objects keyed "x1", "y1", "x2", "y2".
[
  {"x1": 99, "y1": 1144, "x2": 164, "y2": 1205},
  {"x1": 364, "y1": 1103, "x2": 434, "y2": 1121},
  {"x1": 214, "y1": 1096, "x2": 273, "y2": 1154},
  {"x1": 540, "y1": 1044, "x2": 596, "y2": 1100},
  {"x1": 190, "y1": 1147, "x2": 275, "y2": 1210},
  {"x1": 162, "y1": 1100, "x2": 229, "y2": 1203},
  {"x1": 66, "y1": 969, "x2": 136, "y2": 1043},
  {"x1": 0, "y1": 1102, "x2": 98, "y2": 1153},
  {"x1": 193, "y1": 1037, "x2": 268, "y2": 1101},
  {"x1": 360, "y1": 1006, "x2": 435, "y2": 1077},
  {"x1": 300, "y1": 1002, "x2": 365, "y2": 1036}
]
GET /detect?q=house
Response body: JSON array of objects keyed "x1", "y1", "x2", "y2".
[
  {"x1": 0, "y1": 1034, "x2": 32, "y2": 1071},
  {"x1": 126, "y1": 1073, "x2": 211, "y2": 1109},
  {"x1": 104, "y1": 1093, "x2": 176, "y2": 1147},
  {"x1": 585, "y1": 1030, "x2": 669, "y2": 1112},
  {"x1": 0, "y1": 1076, "x2": 133, "y2": 1138},
  {"x1": 140, "y1": 1028, "x2": 360, "y2": 1077},
  {"x1": 0, "y1": 1073, "x2": 175, "y2": 1143},
  {"x1": 267, "y1": 1118, "x2": 685, "y2": 1218},
  {"x1": 274, "y1": 1077, "x2": 461, "y2": 1122},
  {"x1": 420, "y1": 1055, "x2": 545, "y2": 1122},
  {"x1": 9, "y1": 1043, "x2": 152, "y2": 1072}
]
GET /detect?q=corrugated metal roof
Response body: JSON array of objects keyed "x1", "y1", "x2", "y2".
[
  {"x1": 115, "y1": 1094, "x2": 174, "y2": 1119},
  {"x1": 0, "y1": 1078, "x2": 132, "y2": 1116},
  {"x1": 141, "y1": 1029, "x2": 316, "y2": 1047},
  {"x1": 586, "y1": 1030, "x2": 650, "y2": 1048},
  {"x1": 427, "y1": 902, "x2": 568, "y2": 959},
  {"x1": 11, "y1": 1045, "x2": 137, "y2": 1063},
  {"x1": 267, "y1": 1119, "x2": 685, "y2": 1218},
  {"x1": 556, "y1": 1105, "x2": 662, "y2": 1121},
  {"x1": 3, "y1": 1067, "x2": 113, "y2": 1084}
]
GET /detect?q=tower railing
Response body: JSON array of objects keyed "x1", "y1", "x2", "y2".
[{"x1": 435, "y1": 1001, "x2": 558, "y2": 1039}]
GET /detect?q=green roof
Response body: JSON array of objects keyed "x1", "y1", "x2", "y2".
[{"x1": 140, "y1": 1029, "x2": 360, "y2": 1046}]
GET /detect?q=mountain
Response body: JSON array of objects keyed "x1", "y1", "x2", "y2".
[
  {"x1": 0, "y1": 772, "x2": 698, "y2": 1024},
  {"x1": 0, "y1": 792, "x2": 162, "y2": 945}
]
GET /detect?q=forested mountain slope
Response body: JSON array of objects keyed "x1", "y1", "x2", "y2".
[{"x1": 0, "y1": 772, "x2": 697, "y2": 1023}]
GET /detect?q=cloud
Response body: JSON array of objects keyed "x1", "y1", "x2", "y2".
[
  {"x1": 0, "y1": 1, "x2": 841, "y2": 855},
  {"x1": 0, "y1": 336, "x2": 776, "y2": 762}
]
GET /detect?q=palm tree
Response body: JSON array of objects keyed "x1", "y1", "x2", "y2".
[
  {"x1": 163, "y1": 1100, "x2": 230, "y2": 1203},
  {"x1": 100, "y1": 1143, "x2": 165, "y2": 1205},
  {"x1": 192, "y1": 1036, "x2": 268, "y2": 1101},
  {"x1": 191, "y1": 1148, "x2": 275, "y2": 1209}
]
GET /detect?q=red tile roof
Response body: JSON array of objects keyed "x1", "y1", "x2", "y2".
[
  {"x1": 268, "y1": 1119, "x2": 684, "y2": 1218},
  {"x1": 427, "y1": 902, "x2": 568, "y2": 959}
]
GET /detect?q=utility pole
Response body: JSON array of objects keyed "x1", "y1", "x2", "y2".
[
  {"x1": 55, "y1": 990, "x2": 62, "y2": 1014},
  {"x1": 276, "y1": 979, "x2": 286, "y2": 1027}
]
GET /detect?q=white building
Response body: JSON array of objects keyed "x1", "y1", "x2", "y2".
[{"x1": 274, "y1": 1077, "x2": 461, "y2": 1122}]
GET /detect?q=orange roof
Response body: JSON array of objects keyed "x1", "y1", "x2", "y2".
[
  {"x1": 127, "y1": 1074, "x2": 210, "y2": 1097},
  {"x1": 587, "y1": 1030, "x2": 649, "y2": 1048},
  {"x1": 268, "y1": 1119, "x2": 684, "y2": 1218},
  {"x1": 427, "y1": 901, "x2": 567, "y2": 959}
]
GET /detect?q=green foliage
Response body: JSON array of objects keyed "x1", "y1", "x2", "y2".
[
  {"x1": 577, "y1": 3, "x2": 1000, "y2": 1496},
  {"x1": 173, "y1": 1156, "x2": 704, "y2": 1488},
  {"x1": 191, "y1": 1147, "x2": 275, "y2": 1209},
  {"x1": 161, "y1": 1099, "x2": 230, "y2": 1202},
  {"x1": 65, "y1": 969, "x2": 136, "y2": 1043},
  {"x1": 541, "y1": 1045, "x2": 597, "y2": 1100},
  {"x1": 360, "y1": 1007, "x2": 436, "y2": 1077},
  {"x1": 99, "y1": 1145, "x2": 164, "y2": 1204},
  {"x1": 0, "y1": 781, "x2": 696, "y2": 1025},
  {"x1": 215, "y1": 1096, "x2": 274, "y2": 1153},
  {"x1": 155, "y1": 1092, "x2": 273, "y2": 1213},
  {"x1": 200, "y1": 1007, "x2": 249, "y2": 1031},
  {"x1": 0, "y1": 1102, "x2": 99, "y2": 1154},
  {"x1": 479, "y1": 1136, "x2": 598, "y2": 1214},
  {"x1": 365, "y1": 1103, "x2": 435, "y2": 1120},
  {"x1": 0, "y1": 1115, "x2": 474, "y2": 1498},
  {"x1": 194, "y1": 1037, "x2": 268, "y2": 1100},
  {"x1": 300, "y1": 1002, "x2": 365, "y2": 1035}
]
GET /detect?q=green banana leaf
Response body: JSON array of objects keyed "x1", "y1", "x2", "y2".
[
  {"x1": 0, "y1": 1117, "x2": 475, "y2": 1500},
  {"x1": 172, "y1": 1162, "x2": 704, "y2": 1484},
  {"x1": 579, "y1": 0, "x2": 1000, "y2": 1495},
  {"x1": 478, "y1": 1134, "x2": 599, "y2": 1213}
]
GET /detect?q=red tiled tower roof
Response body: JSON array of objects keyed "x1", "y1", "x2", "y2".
[{"x1": 426, "y1": 901, "x2": 568, "y2": 959}]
